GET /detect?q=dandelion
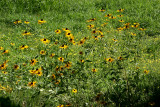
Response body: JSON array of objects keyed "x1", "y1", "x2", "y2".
[
  {"x1": 58, "y1": 57, "x2": 64, "y2": 62},
  {"x1": 55, "y1": 29, "x2": 61, "y2": 34},
  {"x1": 72, "y1": 89, "x2": 77, "y2": 93},
  {"x1": 144, "y1": 70, "x2": 149, "y2": 74},
  {"x1": 105, "y1": 14, "x2": 112, "y2": 17},
  {"x1": 40, "y1": 38, "x2": 50, "y2": 44},
  {"x1": 14, "y1": 64, "x2": 19, "y2": 70},
  {"x1": 92, "y1": 69, "x2": 97, "y2": 72},
  {"x1": 14, "y1": 20, "x2": 21, "y2": 24},
  {"x1": 40, "y1": 50, "x2": 46, "y2": 55},
  {"x1": 20, "y1": 45, "x2": 29, "y2": 49},
  {"x1": 99, "y1": 9, "x2": 105, "y2": 12},
  {"x1": 30, "y1": 59, "x2": 38, "y2": 65},
  {"x1": 38, "y1": 19, "x2": 46, "y2": 24},
  {"x1": 59, "y1": 45, "x2": 68, "y2": 49},
  {"x1": 105, "y1": 57, "x2": 114, "y2": 62},
  {"x1": 24, "y1": 21, "x2": 30, "y2": 24},
  {"x1": 117, "y1": 9, "x2": 124, "y2": 12},
  {"x1": 22, "y1": 31, "x2": 31, "y2": 35},
  {"x1": 28, "y1": 81, "x2": 36, "y2": 87},
  {"x1": 50, "y1": 53, "x2": 55, "y2": 58}
]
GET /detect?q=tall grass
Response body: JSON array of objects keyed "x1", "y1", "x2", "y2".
[{"x1": 0, "y1": 0, "x2": 160, "y2": 106}]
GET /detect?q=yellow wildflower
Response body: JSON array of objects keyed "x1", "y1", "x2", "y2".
[
  {"x1": 58, "y1": 57, "x2": 64, "y2": 62},
  {"x1": 22, "y1": 31, "x2": 31, "y2": 35},
  {"x1": 40, "y1": 50, "x2": 46, "y2": 55},
  {"x1": 14, "y1": 20, "x2": 21, "y2": 24},
  {"x1": 28, "y1": 81, "x2": 36, "y2": 87},
  {"x1": 55, "y1": 29, "x2": 61, "y2": 34},
  {"x1": 40, "y1": 38, "x2": 50, "y2": 44},
  {"x1": 72, "y1": 89, "x2": 77, "y2": 93},
  {"x1": 38, "y1": 19, "x2": 46, "y2": 24},
  {"x1": 24, "y1": 21, "x2": 30, "y2": 24}
]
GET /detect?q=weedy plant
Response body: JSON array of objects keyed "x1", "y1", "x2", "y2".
[{"x1": 0, "y1": 0, "x2": 160, "y2": 106}]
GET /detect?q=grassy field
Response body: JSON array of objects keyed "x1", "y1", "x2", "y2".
[{"x1": 0, "y1": 0, "x2": 160, "y2": 106}]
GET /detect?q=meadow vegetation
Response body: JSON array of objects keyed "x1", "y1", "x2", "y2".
[{"x1": 0, "y1": 0, "x2": 160, "y2": 106}]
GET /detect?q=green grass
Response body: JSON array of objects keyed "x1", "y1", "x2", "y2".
[{"x1": 0, "y1": 0, "x2": 160, "y2": 106}]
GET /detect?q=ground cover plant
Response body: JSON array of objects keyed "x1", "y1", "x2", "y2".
[{"x1": 0, "y1": 0, "x2": 160, "y2": 106}]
